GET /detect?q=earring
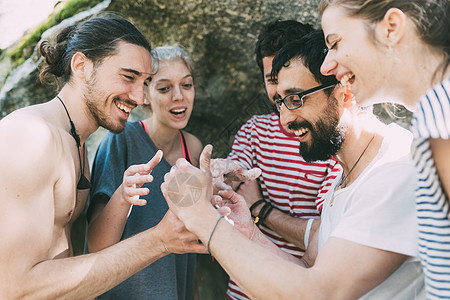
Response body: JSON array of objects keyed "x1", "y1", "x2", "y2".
[{"x1": 388, "y1": 42, "x2": 393, "y2": 51}]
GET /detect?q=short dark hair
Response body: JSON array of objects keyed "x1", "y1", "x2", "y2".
[
  {"x1": 39, "y1": 16, "x2": 151, "y2": 88},
  {"x1": 255, "y1": 20, "x2": 314, "y2": 78},
  {"x1": 271, "y1": 29, "x2": 338, "y2": 89}
]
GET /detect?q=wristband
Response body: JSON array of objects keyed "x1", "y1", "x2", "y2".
[
  {"x1": 256, "y1": 201, "x2": 273, "y2": 227},
  {"x1": 207, "y1": 215, "x2": 224, "y2": 255},
  {"x1": 255, "y1": 202, "x2": 269, "y2": 225},
  {"x1": 304, "y1": 218, "x2": 314, "y2": 249},
  {"x1": 249, "y1": 199, "x2": 265, "y2": 216},
  {"x1": 259, "y1": 203, "x2": 274, "y2": 226}
]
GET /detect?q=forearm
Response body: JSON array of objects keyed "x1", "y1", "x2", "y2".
[
  {"x1": 188, "y1": 208, "x2": 312, "y2": 299},
  {"x1": 13, "y1": 227, "x2": 167, "y2": 300},
  {"x1": 87, "y1": 191, "x2": 131, "y2": 252},
  {"x1": 249, "y1": 223, "x2": 306, "y2": 265}
]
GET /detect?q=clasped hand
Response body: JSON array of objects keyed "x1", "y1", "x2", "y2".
[{"x1": 210, "y1": 158, "x2": 261, "y2": 191}]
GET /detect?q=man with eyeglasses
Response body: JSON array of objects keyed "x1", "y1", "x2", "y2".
[
  {"x1": 211, "y1": 20, "x2": 340, "y2": 300},
  {"x1": 161, "y1": 29, "x2": 424, "y2": 299}
]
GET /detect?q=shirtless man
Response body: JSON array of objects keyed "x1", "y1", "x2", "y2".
[{"x1": 0, "y1": 16, "x2": 204, "y2": 299}]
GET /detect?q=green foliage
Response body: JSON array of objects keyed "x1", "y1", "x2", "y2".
[{"x1": 5, "y1": 0, "x2": 103, "y2": 66}]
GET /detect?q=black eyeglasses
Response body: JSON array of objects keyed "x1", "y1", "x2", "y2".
[{"x1": 274, "y1": 83, "x2": 337, "y2": 112}]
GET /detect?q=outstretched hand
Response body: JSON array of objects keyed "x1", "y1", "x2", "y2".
[
  {"x1": 119, "y1": 150, "x2": 163, "y2": 206},
  {"x1": 236, "y1": 179, "x2": 264, "y2": 209},
  {"x1": 210, "y1": 158, "x2": 261, "y2": 190}
]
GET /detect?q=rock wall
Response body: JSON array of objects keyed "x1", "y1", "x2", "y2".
[
  {"x1": 0, "y1": 0, "x2": 323, "y2": 158},
  {"x1": 0, "y1": 1, "x2": 410, "y2": 298},
  {"x1": 0, "y1": 1, "x2": 324, "y2": 298}
]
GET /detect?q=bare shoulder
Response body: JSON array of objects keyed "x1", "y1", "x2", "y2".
[
  {"x1": 181, "y1": 131, "x2": 203, "y2": 167},
  {"x1": 0, "y1": 109, "x2": 67, "y2": 286},
  {"x1": 0, "y1": 108, "x2": 63, "y2": 192}
]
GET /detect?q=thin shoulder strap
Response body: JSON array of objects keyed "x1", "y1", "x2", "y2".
[
  {"x1": 179, "y1": 131, "x2": 192, "y2": 164},
  {"x1": 139, "y1": 120, "x2": 148, "y2": 133}
]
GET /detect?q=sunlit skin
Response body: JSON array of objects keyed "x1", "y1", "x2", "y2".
[
  {"x1": 144, "y1": 58, "x2": 201, "y2": 167},
  {"x1": 319, "y1": 6, "x2": 395, "y2": 108},
  {"x1": 320, "y1": 5, "x2": 450, "y2": 111},
  {"x1": 160, "y1": 54, "x2": 416, "y2": 299},
  {"x1": 146, "y1": 59, "x2": 195, "y2": 133},
  {"x1": 262, "y1": 55, "x2": 278, "y2": 103},
  {"x1": 86, "y1": 54, "x2": 204, "y2": 256},
  {"x1": 320, "y1": 5, "x2": 450, "y2": 205},
  {"x1": 262, "y1": 55, "x2": 292, "y2": 133},
  {"x1": 82, "y1": 41, "x2": 152, "y2": 134},
  {"x1": 0, "y1": 40, "x2": 206, "y2": 299},
  {"x1": 277, "y1": 60, "x2": 341, "y2": 147}
]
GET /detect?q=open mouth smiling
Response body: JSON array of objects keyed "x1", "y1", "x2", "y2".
[
  {"x1": 115, "y1": 101, "x2": 133, "y2": 113},
  {"x1": 170, "y1": 108, "x2": 187, "y2": 115},
  {"x1": 293, "y1": 127, "x2": 309, "y2": 138},
  {"x1": 340, "y1": 72, "x2": 355, "y2": 86}
]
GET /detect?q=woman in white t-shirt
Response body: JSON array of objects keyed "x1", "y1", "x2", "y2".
[{"x1": 319, "y1": 1, "x2": 449, "y2": 298}]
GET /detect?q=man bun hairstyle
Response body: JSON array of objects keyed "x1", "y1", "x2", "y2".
[
  {"x1": 39, "y1": 16, "x2": 151, "y2": 88},
  {"x1": 39, "y1": 25, "x2": 76, "y2": 87}
]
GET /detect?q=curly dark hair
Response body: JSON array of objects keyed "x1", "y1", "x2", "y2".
[{"x1": 254, "y1": 20, "x2": 314, "y2": 80}]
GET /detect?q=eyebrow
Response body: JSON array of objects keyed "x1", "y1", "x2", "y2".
[
  {"x1": 283, "y1": 87, "x2": 303, "y2": 95},
  {"x1": 121, "y1": 68, "x2": 152, "y2": 82},
  {"x1": 325, "y1": 33, "x2": 339, "y2": 46},
  {"x1": 154, "y1": 74, "x2": 193, "y2": 83}
]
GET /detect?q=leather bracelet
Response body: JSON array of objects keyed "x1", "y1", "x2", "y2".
[
  {"x1": 256, "y1": 201, "x2": 272, "y2": 226},
  {"x1": 207, "y1": 215, "x2": 224, "y2": 255},
  {"x1": 249, "y1": 199, "x2": 266, "y2": 216},
  {"x1": 259, "y1": 203, "x2": 274, "y2": 226}
]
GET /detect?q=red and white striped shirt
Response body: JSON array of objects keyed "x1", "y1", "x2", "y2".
[{"x1": 226, "y1": 113, "x2": 341, "y2": 300}]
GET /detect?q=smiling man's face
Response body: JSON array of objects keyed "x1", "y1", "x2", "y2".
[{"x1": 277, "y1": 59, "x2": 345, "y2": 162}]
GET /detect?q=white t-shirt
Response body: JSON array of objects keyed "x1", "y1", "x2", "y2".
[{"x1": 319, "y1": 123, "x2": 424, "y2": 299}]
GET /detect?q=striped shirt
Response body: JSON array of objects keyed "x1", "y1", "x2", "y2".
[
  {"x1": 226, "y1": 113, "x2": 341, "y2": 300},
  {"x1": 410, "y1": 78, "x2": 450, "y2": 299}
]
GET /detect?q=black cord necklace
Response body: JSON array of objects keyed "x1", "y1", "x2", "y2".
[
  {"x1": 330, "y1": 133, "x2": 376, "y2": 207},
  {"x1": 57, "y1": 95, "x2": 91, "y2": 190}
]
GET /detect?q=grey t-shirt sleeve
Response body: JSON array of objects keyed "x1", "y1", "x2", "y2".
[{"x1": 87, "y1": 129, "x2": 129, "y2": 221}]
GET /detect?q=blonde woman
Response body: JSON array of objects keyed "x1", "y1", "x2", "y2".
[{"x1": 319, "y1": 1, "x2": 449, "y2": 297}]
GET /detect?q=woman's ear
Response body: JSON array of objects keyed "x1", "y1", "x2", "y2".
[{"x1": 376, "y1": 8, "x2": 407, "y2": 47}]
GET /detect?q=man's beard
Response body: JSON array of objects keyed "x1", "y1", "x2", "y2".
[
  {"x1": 291, "y1": 99, "x2": 345, "y2": 162},
  {"x1": 83, "y1": 76, "x2": 127, "y2": 134}
]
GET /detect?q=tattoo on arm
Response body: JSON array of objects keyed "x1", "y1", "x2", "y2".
[{"x1": 166, "y1": 173, "x2": 203, "y2": 207}]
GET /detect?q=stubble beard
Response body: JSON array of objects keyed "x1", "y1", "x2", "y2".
[{"x1": 83, "y1": 76, "x2": 127, "y2": 134}]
